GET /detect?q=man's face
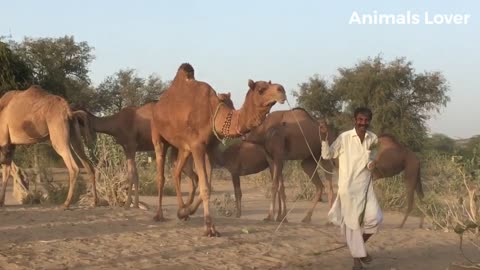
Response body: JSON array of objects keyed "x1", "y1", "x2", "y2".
[{"x1": 354, "y1": 113, "x2": 371, "y2": 133}]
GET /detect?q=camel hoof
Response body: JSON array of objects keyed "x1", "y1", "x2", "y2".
[
  {"x1": 204, "y1": 227, "x2": 221, "y2": 237},
  {"x1": 153, "y1": 214, "x2": 166, "y2": 222},
  {"x1": 235, "y1": 213, "x2": 241, "y2": 218},
  {"x1": 301, "y1": 216, "x2": 312, "y2": 223},
  {"x1": 325, "y1": 221, "x2": 335, "y2": 226},
  {"x1": 263, "y1": 216, "x2": 274, "y2": 222},
  {"x1": 0, "y1": 201, "x2": 5, "y2": 207},
  {"x1": 177, "y1": 207, "x2": 190, "y2": 220},
  {"x1": 277, "y1": 218, "x2": 288, "y2": 223}
]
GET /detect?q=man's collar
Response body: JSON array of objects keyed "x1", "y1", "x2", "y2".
[{"x1": 350, "y1": 127, "x2": 370, "y2": 138}]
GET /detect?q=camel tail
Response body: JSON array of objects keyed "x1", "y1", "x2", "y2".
[
  {"x1": 71, "y1": 110, "x2": 92, "y2": 146},
  {"x1": 416, "y1": 166, "x2": 424, "y2": 199}
]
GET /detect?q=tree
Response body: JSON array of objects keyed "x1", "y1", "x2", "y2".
[
  {"x1": 295, "y1": 55, "x2": 450, "y2": 151},
  {"x1": 94, "y1": 69, "x2": 167, "y2": 113},
  {"x1": 424, "y1": 133, "x2": 456, "y2": 154},
  {"x1": 12, "y1": 35, "x2": 95, "y2": 105},
  {"x1": 0, "y1": 41, "x2": 32, "y2": 94},
  {"x1": 292, "y1": 75, "x2": 341, "y2": 119}
]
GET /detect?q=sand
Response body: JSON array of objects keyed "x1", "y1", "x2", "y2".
[{"x1": 0, "y1": 177, "x2": 477, "y2": 270}]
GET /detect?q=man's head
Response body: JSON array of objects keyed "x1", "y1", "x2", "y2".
[{"x1": 353, "y1": 107, "x2": 372, "y2": 134}]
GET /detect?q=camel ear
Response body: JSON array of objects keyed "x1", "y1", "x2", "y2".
[
  {"x1": 268, "y1": 80, "x2": 271, "y2": 84},
  {"x1": 324, "y1": 117, "x2": 330, "y2": 125},
  {"x1": 226, "y1": 92, "x2": 231, "y2": 98},
  {"x1": 248, "y1": 79, "x2": 255, "y2": 89}
]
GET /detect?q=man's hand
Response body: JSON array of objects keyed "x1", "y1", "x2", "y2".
[
  {"x1": 321, "y1": 131, "x2": 329, "y2": 142},
  {"x1": 367, "y1": 160, "x2": 376, "y2": 171}
]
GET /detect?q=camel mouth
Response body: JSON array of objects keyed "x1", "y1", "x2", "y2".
[{"x1": 266, "y1": 101, "x2": 277, "y2": 107}]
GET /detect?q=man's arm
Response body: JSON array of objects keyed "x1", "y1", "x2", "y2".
[{"x1": 321, "y1": 135, "x2": 342, "y2": 160}]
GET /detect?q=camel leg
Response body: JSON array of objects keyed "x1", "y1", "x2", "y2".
[
  {"x1": 124, "y1": 154, "x2": 139, "y2": 209},
  {"x1": 0, "y1": 164, "x2": 11, "y2": 206},
  {"x1": 49, "y1": 127, "x2": 80, "y2": 209},
  {"x1": 399, "y1": 172, "x2": 417, "y2": 228},
  {"x1": 181, "y1": 156, "x2": 198, "y2": 206},
  {"x1": 300, "y1": 158, "x2": 324, "y2": 223},
  {"x1": 276, "y1": 174, "x2": 288, "y2": 222},
  {"x1": 265, "y1": 159, "x2": 282, "y2": 222},
  {"x1": 183, "y1": 151, "x2": 213, "y2": 217},
  {"x1": 70, "y1": 136, "x2": 98, "y2": 207},
  {"x1": 173, "y1": 149, "x2": 192, "y2": 219},
  {"x1": 190, "y1": 144, "x2": 219, "y2": 237},
  {"x1": 57, "y1": 149, "x2": 80, "y2": 209},
  {"x1": 232, "y1": 173, "x2": 242, "y2": 218},
  {"x1": 153, "y1": 140, "x2": 167, "y2": 221}
]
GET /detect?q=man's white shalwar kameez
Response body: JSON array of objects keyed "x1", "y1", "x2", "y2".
[{"x1": 321, "y1": 128, "x2": 383, "y2": 258}]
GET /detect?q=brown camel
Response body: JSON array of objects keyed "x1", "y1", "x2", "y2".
[
  {"x1": 150, "y1": 63, "x2": 286, "y2": 236},
  {"x1": 371, "y1": 134, "x2": 424, "y2": 228},
  {"x1": 0, "y1": 85, "x2": 97, "y2": 208},
  {"x1": 77, "y1": 93, "x2": 234, "y2": 209},
  {"x1": 317, "y1": 127, "x2": 425, "y2": 228},
  {"x1": 242, "y1": 108, "x2": 337, "y2": 222},
  {"x1": 210, "y1": 141, "x2": 270, "y2": 217}
]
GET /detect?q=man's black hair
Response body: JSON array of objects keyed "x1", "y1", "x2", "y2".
[{"x1": 354, "y1": 107, "x2": 373, "y2": 120}]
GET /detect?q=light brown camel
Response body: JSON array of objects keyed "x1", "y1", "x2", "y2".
[
  {"x1": 0, "y1": 85, "x2": 97, "y2": 208},
  {"x1": 242, "y1": 108, "x2": 337, "y2": 222},
  {"x1": 77, "y1": 93, "x2": 234, "y2": 209},
  {"x1": 150, "y1": 63, "x2": 286, "y2": 236}
]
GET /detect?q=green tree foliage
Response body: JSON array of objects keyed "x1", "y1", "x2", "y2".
[
  {"x1": 293, "y1": 75, "x2": 341, "y2": 118},
  {"x1": 424, "y1": 133, "x2": 456, "y2": 154},
  {"x1": 94, "y1": 69, "x2": 167, "y2": 113},
  {"x1": 456, "y1": 135, "x2": 480, "y2": 159},
  {"x1": 12, "y1": 35, "x2": 95, "y2": 106},
  {"x1": 0, "y1": 41, "x2": 32, "y2": 94},
  {"x1": 295, "y1": 55, "x2": 450, "y2": 151}
]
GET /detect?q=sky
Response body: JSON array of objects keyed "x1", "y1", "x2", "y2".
[{"x1": 2, "y1": 0, "x2": 479, "y2": 139}]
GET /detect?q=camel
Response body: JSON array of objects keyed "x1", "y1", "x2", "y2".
[
  {"x1": 371, "y1": 134, "x2": 424, "y2": 228},
  {"x1": 76, "y1": 93, "x2": 234, "y2": 209},
  {"x1": 150, "y1": 63, "x2": 286, "y2": 236},
  {"x1": 210, "y1": 141, "x2": 270, "y2": 217},
  {"x1": 0, "y1": 85, "x2": 97, "y2": 208},
  {"x1": 242, "y1": 108, "x2": 337, "y2": 222}
]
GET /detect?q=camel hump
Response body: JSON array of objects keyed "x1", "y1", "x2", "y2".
[
  {"x1": 175, "y1": 63, "x2": 195, "y2": 80},
  {"x1": 289, "y1": 107, "x2": 317, "y2": 121},
  {"x1": 24, "y1": 85, "x2": 50, "y2": 98}
]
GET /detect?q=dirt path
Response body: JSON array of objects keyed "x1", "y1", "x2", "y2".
[{"x1": 0, "y1": 179, "x2": 476, "y2": 270}]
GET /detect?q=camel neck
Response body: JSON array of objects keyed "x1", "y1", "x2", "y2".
[{"x1": 89, "y1": 114, "x2": 121, "y2": 137}]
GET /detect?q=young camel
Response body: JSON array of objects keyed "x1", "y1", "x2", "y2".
[
  {"x1": 318, "y1": 128, "x2": 425, "y2": 228},
  {"x1": 0, "y1": 85, "x2": 97, "y2": 208},
  {"x1": 211, "y1": 141, "x2": 270, "y2": 218},
  {"x1": 372, "y1": 134, "x2": 424, "y2": 228},
  {"x1": 77, "y1": 93, "x2": 234, "y2": 209},
  {"x1": 242, "y1": 108, "x2": 337, "y2": 222},
  {"x1": 150, "y1": 63, "x2": 286, "y2": 236}
]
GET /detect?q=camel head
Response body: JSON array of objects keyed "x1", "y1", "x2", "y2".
[
  {"x1": 238, "y1": 80, "x2": 286, "y2": 133},
  {"x1": 318, "y1": 118, "x2": 329, "y2": 137},
  {"x1": 217, "y1": 92, "x2": 235, "y2": 109}
]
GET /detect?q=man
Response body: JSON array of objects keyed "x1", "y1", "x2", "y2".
[{"x1": 321, "y1": 107, "x2": 382, "y2": 270}]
